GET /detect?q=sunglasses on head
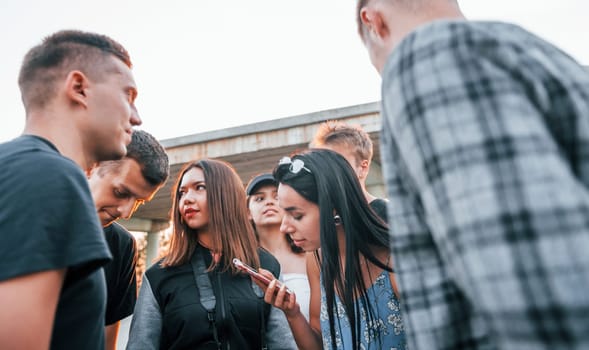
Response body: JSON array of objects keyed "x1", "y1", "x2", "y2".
[{"x1": 278, "y1": 156, "x2": 312, "y2": 174}]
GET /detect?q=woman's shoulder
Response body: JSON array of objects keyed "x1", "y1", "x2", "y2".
[
  {"x1": 144, "y1": 259, "x2": 165, "y2": 280},
  {"x1": 257, "y1": 247, "x2": 281, "y2": 277},
  {"x1": 278, "y1": 251, "x2": 307, "y2": 275},
  {"x1": 145, "y1": 258, "x2": 191, "y2": 282}
]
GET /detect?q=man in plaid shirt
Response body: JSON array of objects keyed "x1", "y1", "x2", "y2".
[{"x1": 356, "y1": 0, "x2": 589, "y2": 349}]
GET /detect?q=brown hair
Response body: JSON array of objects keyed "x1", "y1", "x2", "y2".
[
  {"x1": 18, "y1": 29, "x2": 132, "y2": 111},
  {"x1": 162, "y1": 159, "x2": 260, "y2": 272},
  {"x1": 310, "y1": 120, "x2": 373, "y2": 167}
]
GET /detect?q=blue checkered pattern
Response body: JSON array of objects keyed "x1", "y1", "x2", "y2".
[{"x1": 380, "y1": 20, "x2": 589, "y2": 350}]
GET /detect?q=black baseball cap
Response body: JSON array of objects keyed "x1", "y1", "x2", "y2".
[{"x1": 245, "y1": 173, "x2": 277, "y2": 196}]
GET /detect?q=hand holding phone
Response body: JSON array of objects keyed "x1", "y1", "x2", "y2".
[{"x1": 232, "y1": 258, "x2": 293, "y2": 296}]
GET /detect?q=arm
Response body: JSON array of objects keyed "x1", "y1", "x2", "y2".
[
  {"x1": 388, "y1": 271, "x2": 400, "y2": 299},
  {"x1": 0, "y1": 269, "x2": 65, "y2": 348},
  {"x1": 259, "y1": 253, "x2": 322, "y2": 350},
  {"x1": 126, "y1": 276, "x2": 161, "y2": 350},
  {"x1": 303, "y1": 253, "x2": 323, "y2": 348},
  {"x1": 105, "y1": 322, "x2": 120, "y2": 350}
]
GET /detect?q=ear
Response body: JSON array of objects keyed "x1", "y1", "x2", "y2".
[
  {"x1": 86, "y1": 163, "x2": 100, "y2": 179},
  {"x1": 357, "y1": 159, "x2": 370, "y2": 180},
  {"x1": 64, "y1": 70, "x2": 89, "y2": 108},
  {"x1": 360, "y1": 6, "x2": 389, "y2": 41}
]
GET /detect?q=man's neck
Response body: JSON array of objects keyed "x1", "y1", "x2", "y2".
[
  {"x1": 23, "y1": 114, "x2": 92, "y2": 171},
  {"x1": 363, "y1": 188, "x2": 377, "y2": 203}
]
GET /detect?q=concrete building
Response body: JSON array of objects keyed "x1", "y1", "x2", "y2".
[{"x1": 118, "y1": 101, "x2": 383, "y2": 264}]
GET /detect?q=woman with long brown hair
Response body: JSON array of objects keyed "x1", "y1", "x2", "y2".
[{"x1": 127, "y1": 158, "x2": 295, "y2": 349}]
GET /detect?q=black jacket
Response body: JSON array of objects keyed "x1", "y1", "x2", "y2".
[{"x1": 144, "y1": 245, "x2": 280, "y2": 350}]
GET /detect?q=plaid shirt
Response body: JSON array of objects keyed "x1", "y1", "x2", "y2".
[{"x1": 380, "y1": 20, "x2": 589, "y2": 350}]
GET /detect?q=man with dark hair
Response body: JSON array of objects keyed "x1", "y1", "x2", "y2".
[
  {"x1": 310, "y1": 120, "x2": 388, "y2": 221},
  {"x1": 357, "y1": 0, "x2": 589, "y2": 349},
  {"x1": 0, "y1": 30, "x2": 141, "y2": 349},
  {"x1": 88, "y1": 129, "x2": 169, "y2": 350}
]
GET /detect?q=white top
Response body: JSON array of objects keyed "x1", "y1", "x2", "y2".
[{"x1": 281, "y1": 273, "x2": 311, "y2": 321}]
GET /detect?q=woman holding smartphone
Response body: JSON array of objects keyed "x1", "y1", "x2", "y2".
[
  {"x1": 258, "y1": 149, "x2": 406, "y2": 350},
  {"x1": 127, "y1": 159, "x2": 295, "y2": 350},
  {"x1": 246, "y1": 173, "x2": 311, "y2": 320}
]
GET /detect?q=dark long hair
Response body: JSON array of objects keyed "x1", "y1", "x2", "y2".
[
  {"x1": 273, "y1": 149, "x2": 390, "y2": 350},
  {"x1": 162, "y1": 159, "x2": 260, "y2": 272}
]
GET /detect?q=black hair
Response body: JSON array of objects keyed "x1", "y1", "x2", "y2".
[
  {"x1": 246, "y1": 179, "x2": 304, "y2": 254},
  {"x1": 96, "y1": 130, "x2": 169, "y2": 187},
  {"x1": 125, "y1": 130, "x2": 169, "y2": 186},
  {"x1": 273, "y1": 148, "x2": 390, "y2": 350}
]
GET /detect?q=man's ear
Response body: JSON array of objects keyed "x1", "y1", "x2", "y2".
[
  {"x1": 360, "y1": 6, "x2": 389, "y2": 41},
  {"x1": 86, "y1": 163, "x2": 99, "y2": 179},
  {"x1": 358, "y1": 159, "x2": 370, "y2": 180},
  {"x1": 64, "y1": 70, "x2": 89, "y2": 108}
]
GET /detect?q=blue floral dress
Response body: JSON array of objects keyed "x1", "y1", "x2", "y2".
[{"x1": 320, "y1": 270, "x2": 407, "y2": 350}]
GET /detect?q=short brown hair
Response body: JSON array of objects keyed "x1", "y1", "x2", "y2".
[
  {"x1": 163, "y1": 159, "x2": 260, "y2": 272},
  {"x1": 310, "y1": 120, "x2": 373, "y2": 166},
  {"x1": 18, "y1": 30, "x2": 131, "y2": 111}
]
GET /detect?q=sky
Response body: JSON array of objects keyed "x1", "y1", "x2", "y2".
[{"x1": 1, "y1": 0, "x2": 588, "y2": 143}]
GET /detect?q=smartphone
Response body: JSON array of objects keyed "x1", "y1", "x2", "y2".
[{"x1": 232, "y1": 258, "x2": 293, "y2": 296}]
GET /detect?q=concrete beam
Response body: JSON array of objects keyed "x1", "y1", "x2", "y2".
[
  {"x1": 117, "y1": 217, "x2": 170, "y2": 233},
  {"x1": 160, "y1": 102, "x2": 380, "y2": 148},
  {"x1": 164, "y1": 109, "x2": 381, "y2": 165}
]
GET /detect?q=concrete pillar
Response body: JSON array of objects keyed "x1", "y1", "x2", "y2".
[
  {"x1": 145, "y1": 231, "x2": 161, "y2": 268},
  {"x1": 117, "y1": 217, "x2": 171, "y2": 268},
  {"x1": 145, "y1": 220, "x2": 170, "y2": 268}
]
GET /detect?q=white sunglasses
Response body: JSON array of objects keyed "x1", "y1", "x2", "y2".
[{"x1": 278, "y1": 156, "x2": 312, "y2": 174}]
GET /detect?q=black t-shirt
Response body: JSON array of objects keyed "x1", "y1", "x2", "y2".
[
  {"x1": 370, "y1": 197, "x2": 389, "y2": 224},
  {"x1": 0, "y1": 135, "x2": 112, "y2": 349},
  {"x1": 103, "y1": 222, "x2": 138, "y2": 325}
]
